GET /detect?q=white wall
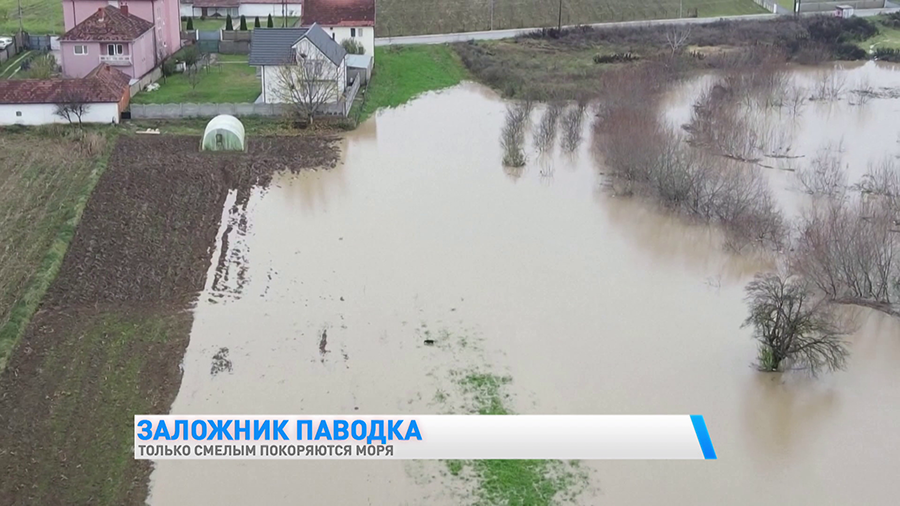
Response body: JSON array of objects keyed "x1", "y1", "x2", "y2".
[
  {"x1": 322, "y1": 25, "x2": 375, "y2": 59},
  {"x1": 260, "y1": 38, "x2": 346, "y2": 105},
  {"x1": 0, "y1": 102, "x2": 121, "y2": 125},
  {"x1": 240, "y1": 4, "x2": 302, "y2": 18},
  {"x1": 180, "y1": 4, "x2": 193, "y2": 17}
]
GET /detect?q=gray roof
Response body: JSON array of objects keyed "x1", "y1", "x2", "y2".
[{"x1": 249, "y1": 24, "x2": 346, "y2": 67}]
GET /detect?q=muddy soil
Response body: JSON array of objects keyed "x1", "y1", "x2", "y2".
[{"x1": 0, "y1": 135, "x2": 338, "y2": 505}]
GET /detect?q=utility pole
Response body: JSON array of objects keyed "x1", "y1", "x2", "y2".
[
  {"x1": 679, "y1": 0, "x2": 683, "y2": 18},
  {"x1": 490, "y1": 0, "x2": 494, "y2": 31},
  {"x1": 17, "y1": 0, "x2": 23, "y2": 33},
  {"x1": 557, "y1": 0, "x2": 562, "y2": 31}
]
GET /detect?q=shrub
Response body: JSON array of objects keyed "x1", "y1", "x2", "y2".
[
  {"x1": 225, "y1": 14, "x2": 233, "y2": 31},
  {"x1": 805, "y1": 15, "x2": 877, "y2": 44},
  {"x1": 254, "y1": 16, "x2": 260, "y2": 28},
  {"x1": 341, "y1": 38, "x2": 365, "y2": 55},
  {"x1": 267, "y1": 14, "x2": 273, "y2": 28},
  {"x1": 874, "y1": 47, "x2": 900, "y2": 62},
  {"x1": 23, "y1": 53, "x2": 56, "y2": 79},
  {"x1": 239, "y1": 15, "x2": 247, "y2": 31},
  {"x1": 161, "y1": 58, "x2": 177, "y2": 82},
  {"x1": 833, "y1": 42, "x2": 866, "y2": 60},
  {"x1": 186, "y1": 17, "x2": 194, "y2": 30},
  {"x1": 882, "y1": 12, "x2": 900, "y2": 29}
]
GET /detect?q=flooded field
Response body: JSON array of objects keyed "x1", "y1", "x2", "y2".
[{"x1": 150, "y1": 63, "x2": 900, "y2": 504}]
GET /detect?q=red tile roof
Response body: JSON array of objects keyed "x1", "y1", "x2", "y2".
[
  {"x1": 0, "y1": 64, "x2": 131, "y2": 104},
  {"x1": 303, "y1": 0, "x2": 375, "y2": 27},
  {"x1": 60, "y1": 6, "x2": 153, "y2": 42}
]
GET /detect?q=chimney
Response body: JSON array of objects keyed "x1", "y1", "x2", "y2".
[
  {"x1": 120, "y1": 3, "x2": 128, "y2": 16},
  {"x1": 98, "y1": 7, "x2": 104, "y2": 20}
]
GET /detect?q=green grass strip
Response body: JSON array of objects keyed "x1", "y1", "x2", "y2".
[
  {"x1": 356, "y1": 44, "x2": 468, "y2": 123},
  {"x1": 0, "y1": 132, "x2": 116, "y2": 370}
]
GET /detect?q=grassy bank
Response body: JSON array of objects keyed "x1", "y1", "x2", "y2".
[
  {"x1": 132, "y1": 55, "x2": 260, "y2": 104},
  {"x1": 376, "y1": 0, "x2": 766, "y2": 37},
  {"x1": 860, "y1": 15, "x2": 900, "y2": 52},
  {"x1": 357, "y1": 45, "x2": 468, "y2": 122},
  {"x1": 0, "y1": 128, "x2": 113, "y2": 370},
  {"x1": 454, "y1": 16, "x2": 892, "y2": 101}
]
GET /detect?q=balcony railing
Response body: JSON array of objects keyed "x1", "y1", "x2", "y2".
[{"x1": 99, "y1": 54, "x2": 132, "y2": 66}]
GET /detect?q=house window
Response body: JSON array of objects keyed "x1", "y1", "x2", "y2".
[
  {"x1": 74, "y1": 45, "x2": 88, "y2": 55},
  {"x1": 350, "y1": 28, "x2": 356, "y2": 37},
  {"x1": 107, "y1": 44, "x2": 124, "y2": 55},
  {"x1": 16, "y1": 111, "x2": 22, "y2": 117}
]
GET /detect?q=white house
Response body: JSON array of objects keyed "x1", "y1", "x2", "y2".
[
  {"x1": 302, "y1": 0, "x2": 375, "y2": 58},
  {"x1": 249, "y1": 24, "x2": 348, "y2": 106},
  {"x1": 180, "y1": 0, "x2": 302, "y2": 20},
  {"x1": 0, "y1": 63, "x2": 130, "y2": 125}
]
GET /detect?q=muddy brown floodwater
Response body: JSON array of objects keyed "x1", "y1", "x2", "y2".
[{"x1": 149, "y1": 64, "x2": 900, "y2": 505}]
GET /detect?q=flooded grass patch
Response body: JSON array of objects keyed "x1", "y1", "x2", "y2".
[{"x1": 441, "y1": 369, "x2": 587, "y2": 505}]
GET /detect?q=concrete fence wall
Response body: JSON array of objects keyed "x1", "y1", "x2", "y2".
[
  {"x1": 751, "y1": 0, "x2": 780, "y2": 13},
  {"x1": 797, "y1": 0, "x2": 885, "y2": 12},
  {"x1": 219, "y1": 40, "x2": 251, "y2": 54},
  {"x1": 130, "y1": 101, "x2": 353, "y2": 119},
  {"x1": 130, "y1": 67, "x2": 164, "y2": 97}
]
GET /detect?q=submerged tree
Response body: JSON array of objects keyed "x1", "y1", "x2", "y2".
[
  {"x1": 500, "y1": 103, "x2": 529, "y2": 168},
  {"x1": 743, "y1": 272, "x2": 850, "y2": 375}
]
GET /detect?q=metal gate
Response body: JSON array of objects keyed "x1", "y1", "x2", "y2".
[{"x1": 196, "y1": 30, "x2": 220, "y2": 53}]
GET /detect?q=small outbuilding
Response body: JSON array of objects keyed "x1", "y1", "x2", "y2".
[
  {"x1": 201, "y1": 114, "x2": 246, "y2": 151},
  {"x1": 834, "y1": 5, "x2": 854, "y2": 18},
  {"x1": 347, "y1": 54, "x2": 373, "y2": 85}
]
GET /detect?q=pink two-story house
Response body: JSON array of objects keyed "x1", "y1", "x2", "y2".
[{"x1": 60, "y1": 0, "x2": 181, "y2": 79}]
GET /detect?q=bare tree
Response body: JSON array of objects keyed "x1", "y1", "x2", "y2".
[
  {"x1": 500, "y1": 102, "x2": 529, "y2": 167},
  {"x1": 665, "y1": 25, "x2": 691, "y2": 56},
  {"x1": 811, "y1": 69, "x2": 846, "y2": 102},
  {"x1": 186, "y1": 64, "x2": 202, "y2": 91},
  {"x1": 743, "y1": 272, "x2": 850, "y2": 375},
  {"x1": 273, "y1": 52, "x2": 341, "y2": 125},
  {"x1": 849, "y1": 75, "x2": 875, "y2": 106},
  {"x1": 796, "y1": 141, "x2": 848, "y2": 199},
  {"x1": 534, "y1": 103, "x2": 562, "y2": 153},
  {"x1": 783, "y1": 83, "x2": 808, "y2": 117},
  {"x1": 792, "y1": 183, "x2": 899, "y2": 317},
  {"x1": 54, "y1": 87, "x2": 90, "y2": 127},
  {"x1": 560, "y1": 102, "x2": 586, "y2": 153}
]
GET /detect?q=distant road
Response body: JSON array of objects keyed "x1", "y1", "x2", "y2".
[{"x1": 374, "y1": 7, "x2": 900, "y2": 46}]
